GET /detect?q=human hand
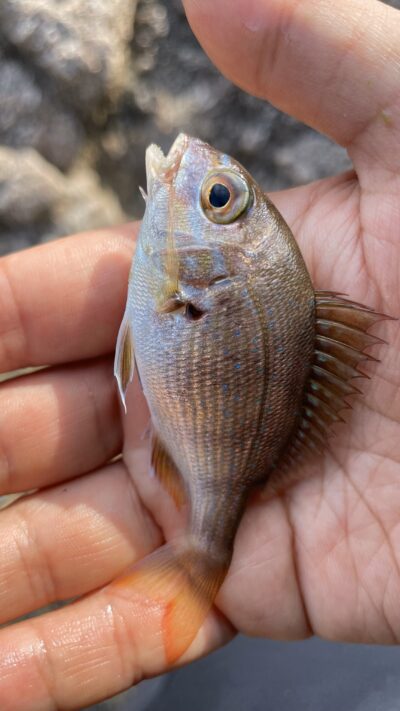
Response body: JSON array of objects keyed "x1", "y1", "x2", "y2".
[{"x1": 0, "y1": 0, "x2": 399, "y2": 708}]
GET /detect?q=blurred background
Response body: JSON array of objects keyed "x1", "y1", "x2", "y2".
[
  {"x1": 0, "y1": 0, "x2": 352, "y2": 255},
  {"x1": 1, "y1": 1, "x2": 400, "y2": 710}
]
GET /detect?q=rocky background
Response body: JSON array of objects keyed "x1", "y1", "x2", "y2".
[{"x1": 0, "y1": 0, "x2": 358, "y2": 257}]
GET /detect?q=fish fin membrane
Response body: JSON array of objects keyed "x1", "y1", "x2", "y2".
[
  {"x1": 267, "y1": 291, "x2": 391, "y2": 486},
  {"x1": 151, "y1": 433, "x2": 186, "y2": 509},
  {"x1": 114, "y1": 318, "x2": 135, "y2": 412},
  {"x1": 110, "y1": 543, "x2": 227, "y2": 664}
]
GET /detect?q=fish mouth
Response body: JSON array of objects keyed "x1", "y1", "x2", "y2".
[{"x1": 145, "y1": 133, "x2": 190, "y2": 190}]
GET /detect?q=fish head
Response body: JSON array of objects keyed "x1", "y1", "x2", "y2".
[
  {"x1": 138, "y1": 133, "x2": 284, "y2": 314},
  {"x1": 142, "y1": 132, "x2": 271, "y2": 252}
]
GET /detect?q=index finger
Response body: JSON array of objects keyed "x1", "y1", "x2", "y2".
[
  {"x1": 0, "y1": 225, "x2": 136, "y2": 373},
  {"x1": 184, "y1": 0, "x2": 400, "y2": 166}
]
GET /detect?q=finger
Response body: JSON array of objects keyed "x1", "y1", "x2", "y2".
[
  {"x1": 0, "y1": 580, "x2": 232, "y2": 711},
  {"x1": 0, "y1": 357, "x2": 122, "y2": 493},
  {"x1": 184, "y1": 0, "x2": 400, "y2": 165},
  {"x1": 0, "y1": 462, "x2": 161, "y2": 624},
  {"x1": 0, "y1": 224, "x2": 136, "y2": 374}
]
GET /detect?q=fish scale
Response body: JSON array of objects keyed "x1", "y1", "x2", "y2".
[{"x1": 113, "y1": 133, "x2": 387, "y2": 664}]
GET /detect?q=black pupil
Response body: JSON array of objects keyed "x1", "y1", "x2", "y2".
[{"x1": 209, "y1": 183, "x2": 230, "y2": 208}]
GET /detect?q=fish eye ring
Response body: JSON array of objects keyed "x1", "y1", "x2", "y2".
[{"x1": 201, "y1": 170, "x2": 251, "y2": 224}]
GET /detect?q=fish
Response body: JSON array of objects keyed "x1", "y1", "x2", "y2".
[{"x1": 114, "y1": 133, "x2": 386, "y2": 663}]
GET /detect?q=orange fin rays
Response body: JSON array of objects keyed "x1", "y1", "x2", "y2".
[
  {"x1": 151, "y1": 433, "x2": 187, "y2": 509},
  {"x1": 110, "y1": 544, "x2": 227, "y2": 664}
]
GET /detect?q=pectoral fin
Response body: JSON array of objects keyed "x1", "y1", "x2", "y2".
[
  {"x1": 151, "y1": 434, "x2": 186, "y2": 509},
  {"x1": 114, "y1": 318, "x2": 135, "y2": 412}
]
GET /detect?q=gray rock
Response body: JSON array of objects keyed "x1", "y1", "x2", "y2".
[
  {"x1": 274, "y1": 132, "x2": 352, "y2": 186},
  {"x1": 0, "y1": 0, "x2": 138, "y2": 112},
  {"x1": 0, "y1": 146, "x2": 125, "y2": 248},
  {"x1": 0, "y1": 0, "x2": 353, "y2": 252},
  {"x1": 0, "y1": 146, "x2": 63, "y2": 226},
  {"x1": 98, "y1": 0, "x2": 349, "y2": 219},
  {"x1": 53, "y1": 165, "x2": 127, "y2": 238},
  {"x1": 0, "y1": 57, "x2": 83, "y2": 170}
]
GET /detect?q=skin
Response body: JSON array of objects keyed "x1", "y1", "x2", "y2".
[{"x1": 0, "y1": 0, "x2": 399, "y2": 707}]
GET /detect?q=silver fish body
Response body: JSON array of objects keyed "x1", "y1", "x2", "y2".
[
  {"x1": 113, "y1": 134, "x2": 383, "y2": 663},
  {"x1": 125, "y1": 134, "x2": 314, "y2": 557}
]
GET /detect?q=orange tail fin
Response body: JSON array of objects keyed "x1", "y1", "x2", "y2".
[{"x1": 111, "y1": 543, "x2": 227, "y2": 664}]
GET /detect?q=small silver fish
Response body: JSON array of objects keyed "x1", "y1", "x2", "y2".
[{"x1": 114, "y1": 134, "x2": 385, "y2": 663}]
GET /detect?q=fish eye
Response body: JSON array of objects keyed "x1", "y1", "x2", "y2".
[
  {"x1": 201, "y1": 170, "x2": 251, "y2": 224},
  {"x1": 209, "y1": 183, "x2": 230, "y2": 208}
]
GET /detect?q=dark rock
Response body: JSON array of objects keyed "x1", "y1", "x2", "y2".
[
  {"x1": 0, "y1": 146, "x2": 62, "y2": 226},
  {"x1": 0, "y1": 57, "x2": 83, "y2": 170},
  {"x1": 0, "y1": 146, "x2": 125, "y2": 243},
  {"x1": 96, "y1": 0, "x2": 350, "y2": 218},
  {"x1": 0, "y1": 0, "x2": 356, "y2": 252},
  {"x1": 0, "y1": 0, "x2": 137, "y2": 113}
]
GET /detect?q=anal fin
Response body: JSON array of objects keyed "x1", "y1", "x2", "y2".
[{"x1": 151, "y1": 434, "x2": 186, "y2": 509}]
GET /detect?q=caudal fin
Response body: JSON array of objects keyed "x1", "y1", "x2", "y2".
[{"x1": 110, "y1": 543, "x2": 227, "y2": 664}]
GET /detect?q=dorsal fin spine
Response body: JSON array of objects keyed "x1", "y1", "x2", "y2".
[{"x1": 276, "y1": 291, "x2": 388, "y2": 472}]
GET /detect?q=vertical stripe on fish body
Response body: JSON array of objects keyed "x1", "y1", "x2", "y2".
[{"x1": 113, "y1": 134, "x2": 386, "y2": 663}]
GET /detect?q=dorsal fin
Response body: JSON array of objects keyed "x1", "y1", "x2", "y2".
[
  {"x1": 151, "y1": 433, "x2": 186, "y2": 509},
  {"x1": 263, "y1": 291, "x2": 391, "y2": 496}
]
